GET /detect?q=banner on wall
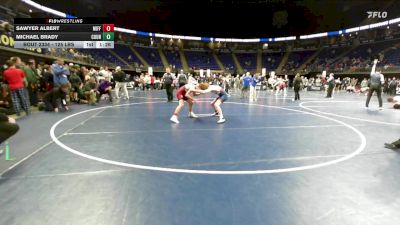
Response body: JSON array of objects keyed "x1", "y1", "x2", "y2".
[{"x1": 1, "y1": 31, "x2": 42, "y2": 53}]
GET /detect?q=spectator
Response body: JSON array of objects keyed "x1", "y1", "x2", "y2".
[
  {"x1": 69, "y1": 65, "x2": 83, "y2": 102},
  {"x1": 113, "y1": 66, "x2": 129, "y2": 100},
  {"x1": 3, "y1": 60, "x2": 30, "y2": 117},
  {"x1": 52, "y1": 59, "x2": 70, "y2": 87},
  {"x1": 389, "y1": 77, "x2": 397, "y2": 95},
  {"x1": 144, "y1": 73, "x2": 151, "y2": 90},
  {"x1": 42, "y1": 65, "x2": 54, "y2": 91},
  {"x1": 23, "y1": 59, "x2": 40, "y2": 106},
  {"x1": 82, "y1": 78, "x2": 98, "y2": 105},
  {"x1": 39, "y1": 83, "x2": 70, "y2": 112},
  {"x1": 97, "y1": 77, "x2": 113, "y2": 103}
]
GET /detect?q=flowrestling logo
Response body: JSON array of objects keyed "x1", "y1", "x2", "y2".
[{"x1": 367, "y1": 11, "x2": 388, "y2": 19}]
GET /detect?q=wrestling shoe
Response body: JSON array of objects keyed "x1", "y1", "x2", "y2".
[
  {"x1": 188, "y1": 112, "x2": 198, "y2": 118},
  {"x1": 217, "y1": 118, "x2": 226, "y2": 124},
  {"x1": 170, "y1": 115, "x2": 180, "y2": 124},
  {"x1": 384, "y1": 143, "x2": 398, "y2": 150}
]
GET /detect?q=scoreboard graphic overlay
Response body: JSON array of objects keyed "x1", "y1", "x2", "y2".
[{"x1": 13, "y1": 18, "x2": 114, "y2": 49}]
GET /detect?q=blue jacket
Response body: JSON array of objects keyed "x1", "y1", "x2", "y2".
[
  {"x1": 250, "y1": 77, "x2": 258, "y2": 87},
  {"x1": 243, "y1": 76, "x2": 252, "y2": 88},
  {"x1": 52, "y1": 64, "x2": 70, "y2": 86}
]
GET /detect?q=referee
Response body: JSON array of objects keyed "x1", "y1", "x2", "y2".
[{"x1": 365, "y1": 59, "x2": 384, "y2": 110}]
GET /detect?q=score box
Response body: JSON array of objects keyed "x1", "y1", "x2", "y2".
[
  {"x1": 102, "y1": 32, "x2": 114, "y2": 41},
  {"x1": 102, "y1": 24, "x2": 114, "y2": 32}
]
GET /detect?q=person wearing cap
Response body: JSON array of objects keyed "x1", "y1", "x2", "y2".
[
  {"x1": 113, "y1": 66, "x2": 129, "y2": 100},
  {"x1": 365, "y1": 59, "x2": 384, "y2": 110}
]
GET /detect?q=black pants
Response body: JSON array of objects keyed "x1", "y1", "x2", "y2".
[
  {"x1": 389, "y1": 87, "x2": 397, "y2": 95},
  {"x1": 165, "y1": 84, "x2": 173, "y2": 102},
  {"x1": 43, "y1": 99, "x2": 55, "y2": 111},
  {"x1": 0, "y1": 121, "x2": 19, "y2": 144},
  {"x1": 326, "y1": 85, "x2": 334, "y2": 98},
  {"x1": 28, "y1": 85, "x2": 39, "y2": 106},
  {"x1": 294, "y1": 87, "x2": 300, "y2": 100},
  {"x1": 366, "y1": 85, "x2": 382, "y2": 107}
]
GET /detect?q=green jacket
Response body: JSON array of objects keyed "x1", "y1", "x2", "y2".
[
  {"x1": 69, "y1": 73, "x2": 82, "y2": 87},
  {"x1": 83, "y1": 82, "x2": 97, "y2": 92},
  {"x1": 23, "y1": 66, "x2": 39, "y2": 85}
]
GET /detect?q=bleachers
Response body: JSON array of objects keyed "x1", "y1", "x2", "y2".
[
  {"x1": 164, "y1": 50, "x2": 182, "y2": 70},
  {"x1": 384, "y1": 45, "x2": 400, "y2": 65},
  {"x1": 235, "y1": 53, "x2": 257, "y2": 71},
  {"x1": 80, "y1": 49, "x2": 125, "y2": 67},
  {"x1": 113, "y1": 44, "x2": 141, "y2": 66},
  {"x1": 309, "y1": 46, "x2": 351, "y2": 71},
  {"x1": 262, "y1": 52, "x2": 284, "y2": 71},
  {"x1": 184, "y1": 50, "x2": 219, "y2": 70},
  {"x1": 283, "y1": 50, "x2": 315, "y2": 73},
  {"x1": 216, "y1": 52, "x2": 236, "y2": 71},
  {"x1": 134, "y1": 47, "x2": 163, "y2": 68}
]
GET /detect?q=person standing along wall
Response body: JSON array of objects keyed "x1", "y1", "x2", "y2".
[
  {"x1": 23, "y1": 59, "x2": 40, "y2": 107},
  {"x1": 3, "y1": 60, "x2": 30, "y2": 117}
]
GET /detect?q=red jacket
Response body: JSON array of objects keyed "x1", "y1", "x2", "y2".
[{"x1": 3, "y1": 67, "x2": 26, "y2": 91}]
